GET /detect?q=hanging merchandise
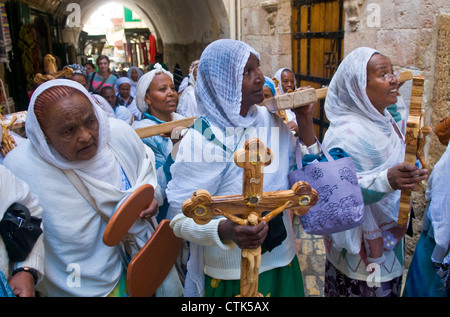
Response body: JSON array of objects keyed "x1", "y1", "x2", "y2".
[
  {"x1": 149, "y1": 32, "x2": 156, "y2": 64},
  {"x1": 0, "y1": 0, "x2": 12, "y2": 69},
  {"x1": 17, "y1": 24, "x2": 37, "y2": 91},
  {"x1": 141, "y1": 41, "x2": 148, "y2": 66}
]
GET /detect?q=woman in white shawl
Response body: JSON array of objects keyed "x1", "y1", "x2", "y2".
[
  {"x1": 1, "y1": 128, "x2": 44, "y2": 296},
  {"x1": 321, "y1": 47, "x2": 428, "y2": 297},
  {"x1": 166, "y1": 39, "x2": 318, "y2": 297},
  {"x1": 132, "y1": 64, "x2": 185, "y2": 221},
  {"x1": 176, "y1": 60, "x2": 199, "y2": 117},
  {"x1": 403, "y1": 127, "x2": 450, "y2": 297},
  {"x1": 114, "y1": 77, "x2": 134, "y2": 108},
  {"x1": 3, "y1": 79, "x2": 182, "y2": 297},
  {"x1": 273, "y1": 67, "x2": 300, "y2": 134},
  {"x1": 125, "y1": 68, "x2": 145, "y2": 121},
  {"x1": 127, "y1": 66, "x2": 143, "y2": 97}
]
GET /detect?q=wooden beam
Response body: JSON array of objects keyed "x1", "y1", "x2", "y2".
[
  {"x1": 134, "y1": 117, "x2": 197, "y2": 139},
  {"x1": 260, "y1": 88, "x2": 317, "y2": 112}
]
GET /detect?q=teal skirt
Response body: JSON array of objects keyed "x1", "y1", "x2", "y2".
[
  {"x1": 205, "y1": 256, "x2": 304, "y2": 297},
  {"x1": 403, "y1": 230, "x2": 447, "y2": 297},
  {"x1": 107, "y1": 271, "x2": 128, "y2": 297}
]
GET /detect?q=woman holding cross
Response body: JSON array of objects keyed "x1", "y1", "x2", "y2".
[
  {"x1": 167, "y1": 39, "x2": 318, "y2": 297},
  {"x1": 321, "y1": 47, "x2": 428, "y2": 297}
]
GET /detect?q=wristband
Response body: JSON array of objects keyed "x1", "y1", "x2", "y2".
[{"x1": 12, "y1": 267, "x2": 38, "y2": 285}]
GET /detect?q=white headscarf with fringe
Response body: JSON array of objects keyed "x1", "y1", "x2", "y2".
[
  {"x1": 273, "y1": 67, "x2": 297, "y2": 94},
  {"x1": 194, "y1": 39, "x2": 262, "y2": 132},
  {"x1": 17, "y1": 79, "x2": 172, "y2": 296},
  {"x1": 322, "y1": 47, "x2": 406, "y2": 256},
  {"x1": 135, "y1": 63, "x2": 174, "y2": 113},
  {"x1": 26, "y1": 79, "x2": 122, "y2": 186}
]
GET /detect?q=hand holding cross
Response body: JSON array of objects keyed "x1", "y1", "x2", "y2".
[{"x1": 182, "y1": 137, "x2": 318, "y2": 297}]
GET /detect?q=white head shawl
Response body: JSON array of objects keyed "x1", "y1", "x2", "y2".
[
  {"x1": 322, "y1": 47, "x2": 405, "y2": 256},
  {"x1": 26, "y1": 79, "x2": 122, "y2": 186},
  {"x1": 27, "y1": 79, "x2": 162, "y2": 250},
  {"x1": 114, "y1": 76, "x2": 133, "y2": 91},
  {"x1": 188, "y1": 60, "x2": 200, "y2": 87},
  {"x1": 274, "y1": 67, "x2": 297, "y2": 94},
  {"x1": 135, "y1": 63, "x2": 174, "y2": 113},
  {"x1": 194, "y1": 39, "x2": 262, "y2": 131},
  {"x1": 323, "y1": 47, "x2": 404, "y2": 171},
  {"x1": 127, "y1": 66, "x2": 143, "y2": 97},
  {"x1": 188, "y1": 65, "x2": 198, "y2": 87},
  {"x1": 177, "y1": 77, "x2": 188, "y2": 93},
  {"x1": 127, "y1": 66, "x2": 143, "y2": 86}
]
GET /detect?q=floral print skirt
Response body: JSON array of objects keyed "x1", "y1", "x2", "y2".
[{"x1": 324, "y1": 259, "x2": 402, "y2": 297}]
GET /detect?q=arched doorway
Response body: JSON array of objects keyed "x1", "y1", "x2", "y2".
[
  {"x1": 80, "y1": 3, "x2": 156, "y2": 73},
  {"x1": 59, "y1": 0, "x2": 230, "y2": 74}
]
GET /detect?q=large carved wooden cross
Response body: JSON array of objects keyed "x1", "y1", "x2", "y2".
[{"x1": 182, "y1": 137, "x2": 318, "y2": 297}]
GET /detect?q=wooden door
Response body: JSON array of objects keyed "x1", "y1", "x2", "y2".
[{"x1": 293, "y1": 0, "x2": 344, "y2": 141}]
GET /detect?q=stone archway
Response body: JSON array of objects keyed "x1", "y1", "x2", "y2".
[{"x1": 58, "y1": 0, "x2": 230, "y2": 73}]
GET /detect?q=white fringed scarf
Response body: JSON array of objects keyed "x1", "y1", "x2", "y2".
[{"x1": 322, "y1": 47, "x2": 405, "y2": 258}]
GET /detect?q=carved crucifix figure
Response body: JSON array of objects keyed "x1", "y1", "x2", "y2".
[
  {"x1": 34, "y1": 54, "x2": 74, "y2": 85},
  {"x1": 182, "y1": 137, "x2": 318, "y2": 297},
  {"x1": 0, "y1": 115, "x2": 17, "y2": 157}
]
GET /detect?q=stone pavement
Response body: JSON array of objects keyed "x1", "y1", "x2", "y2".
[
  {"x1": 293, "y1": 215, "x2": 326, "y2": 297},
  {"x1": 292, "y1": 215, "x2": 412, "y2": 297}
]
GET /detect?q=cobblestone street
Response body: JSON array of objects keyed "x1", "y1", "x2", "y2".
[
  {"x1": 293, "y1": 215, "x2": 414, "y2": 297},
  {"x1": 293, "y1": 216, "x2": 326, "y2": 297}
]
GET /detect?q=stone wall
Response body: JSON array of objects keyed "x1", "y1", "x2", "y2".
[{"x1": 240, "y1": 0, "x2": 293, "y2": 77}]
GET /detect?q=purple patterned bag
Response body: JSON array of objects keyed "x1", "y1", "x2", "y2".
[{"x1": 288, "y1": 139, "x2": 364, "y2": 235}]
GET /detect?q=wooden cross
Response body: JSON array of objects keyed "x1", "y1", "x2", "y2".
[
  {"x1": 182, "y1": 137, "x2": 318, "y2": 297},
  {"x1": 398, "y1": 75, "x2": 431, "y2": 227},
  {"x1": 262, "y1": 71, "x2": 413, "y2": 114},
  {"x1": 0, "y1": 114, "x2": 17, "y2": 157},
  {"x1": 33, "y1": 54, "x2": 74, "y2": 85}
]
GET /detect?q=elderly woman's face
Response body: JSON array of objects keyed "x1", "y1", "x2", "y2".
[
  {"x1": 366, "y1": 54, "x2": 399, "y2": 114},
  {"x1": 241, "y1": 53, "x2": 264, "y2": 116},
  {"x1": 42, "y1": 93, "x2": 99, "y2": 161}
]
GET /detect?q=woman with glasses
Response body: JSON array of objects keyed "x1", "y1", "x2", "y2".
[{"x1": 320, "y1": 47, "x2": 428, "y2": 297}]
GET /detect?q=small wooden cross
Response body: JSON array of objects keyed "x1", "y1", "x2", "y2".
[{"x1": 182, "y1": 137, "x2": 318, "y2": 297}]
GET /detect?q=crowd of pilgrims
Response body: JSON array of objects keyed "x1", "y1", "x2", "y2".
[{"x1": 0, "y1": 39, "x2": 449, "y2": 298}]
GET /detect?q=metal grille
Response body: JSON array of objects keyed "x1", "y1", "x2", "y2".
[{"x1": 293, "y1": 0, "x2": 344, "y2": 141}]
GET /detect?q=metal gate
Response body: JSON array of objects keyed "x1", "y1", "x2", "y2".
[{"x1": 293, "y1": 0, "x2": 344, "y2": 141}]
